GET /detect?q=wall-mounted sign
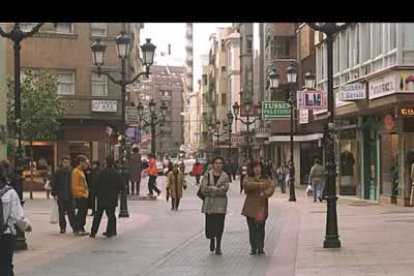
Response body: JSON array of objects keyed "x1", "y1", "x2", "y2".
[
  {"x1": 396, "y1": 106, "x2": 414, "y2": 117},
  {"x1": 91, "y1": 100, "x2": 117, "y2": 112},
  {"x1": 126, "y1": 106, "x2": 139, "y2": 123},
  {"x1": 262, "y1": 101, "x2": 291, "y2": 120},
  {"x1": 297, "y1": 90, "x2": 326, "y2": 110},
  {"x1": 369, "y1": 71, "x2": 414, "y2": 100},
  {"x1": 339, "y1": 83, "x2": 366, "y2": 101}
]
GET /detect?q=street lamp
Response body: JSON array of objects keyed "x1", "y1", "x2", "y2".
[
  {"x1": 308, "y1": 23, "x2": 350, "y2": 249},
  {"x1": 0, "y1": 22, "x2": 46, "y2": 251},
  {"x1": 137, "y1": 101, "x2": 167, "y2": 157},
  {"x1": 232, "y1": 99, "x2": 262, "y2": 162},
  {"x1": 305, "y1": 71, "x2": 316, "y2": 89},
  {"x1": 91, "y1": 31, "x2": 156, "y2": 218},
  {"x1": 227, "y1": 111, "x2": 234, "y2": 160},
  {"x1": 208, "y1": 120, "x2": 229, "y2": 156}
]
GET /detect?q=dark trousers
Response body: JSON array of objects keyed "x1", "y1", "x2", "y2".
[
  {"x1": 91, "y1": 206, "x2": 116, "y2": 236},
  {"x1": 58, "y1": 199, "x2": 76, "y2": 232},
  {"x1": 195, "y1": 175, "x2": 201, "y2": 185},
  {"x1": 205, "y1": 214, "x2": 225, "y2": 249},
  {"x1": 148, "y1": 175, "x2": 160, "y2": 195},
  {"x1": 246, "y1": 217, "x2": 266, "y2": 251},
  {"x1": 0, "y1": 234, "x2": 15, "y2": 276},
  {"x1": 171, "y1": 198, "x2": 180, "y2": 210},
  {"x1": 75, "y1": 198, "x2": 88, "y2": 232},
  {"x1": 232, "y1": 172, "x2": 237, "y2": 181},
  {"x1": 131, "y1": 181, "x2": 140, "y2": 195},
  {"x1": 88, "y1": 192, "x2": 97, "y2": 215}
]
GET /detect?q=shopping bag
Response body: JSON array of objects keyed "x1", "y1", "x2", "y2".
[
  {"x1": 49, "y1": 199, "x2": 59, "y2": 224},
  {"x1": 306, "y1": 184, "x2": 314, "y2": 196},
  {"x1": 44, "y1": 180, "x2": 52, "y2": 191}
]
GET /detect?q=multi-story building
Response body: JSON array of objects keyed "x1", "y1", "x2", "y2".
[
  {"x1": 0, "y1": 25, "x2": 7, "y2": 160},
  {"x1": 5, "y1": 23, "x2": 141, "y2": 169},
  {"x1": 314, "y1": 23, "x2": 414, "y2": 206},
  {"x1": 147, "y1": 65, "x2": 184, "y2": 157}
]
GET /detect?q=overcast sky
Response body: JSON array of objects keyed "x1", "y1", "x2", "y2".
[{"x1": 141, "y1": 23, "x2": 232, "y2": 89}]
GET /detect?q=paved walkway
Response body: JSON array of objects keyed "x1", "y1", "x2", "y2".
[{"x1": 13, "y1": 177, "x2": 414, "y2": 276}]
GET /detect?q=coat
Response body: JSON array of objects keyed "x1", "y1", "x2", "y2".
[
  {"x1": 148, "y1": 158, "x2": 158, "y2": 176},
  {"x1": 89, "y1": 167, "x2": 101, "y2": 194},
  {"x1": 167, "y1": 170, "x2": 186, "y2": 199},
  {"x1": 129, "y1": 153, "x2": 142, "y2": 183},
  {"x1": 51, "y1": 167, "x2": 73, "y2": 201},
  {"x1": 309, "y1": 164, "x2": 325, "y2": 183},
  {"x1": 200, "y1": 170, "x2": 230, "y2": 215},
  {"x1": 96, "y1": 167, "x2": 124, "y2": 208},
  {"x1": 241, "y1": 176, "x2": 275, "y2": 219},
  {"x1": 192, "y1": 163, "x2": 203, "y2": 176}
]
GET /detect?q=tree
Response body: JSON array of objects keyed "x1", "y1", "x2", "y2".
[{"x1": 7, "y1": 69, "x2": 65, "y2": 199}]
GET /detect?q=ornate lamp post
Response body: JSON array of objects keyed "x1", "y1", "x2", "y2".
[
  {"x1": 232, "y1": 100, "x2": 262, "y2": 162},
  {"x1": 91, "y1": 32, "x2": 156, "y2": 218},
  {"x1": 308, "y1": 23, "x2": 350, "y2": 249},
  {"x1": 0, "y1": 22, "x2": 46, "y2": 251},
  {"x1": 137, "y1": 99, "x2": 167, "y2": 156},
  {"x1": 227, "y1": 111, "x2": 234, "y2": 159}
]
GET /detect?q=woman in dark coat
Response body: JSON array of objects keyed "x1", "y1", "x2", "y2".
[
  {"x1": 129, "y1": 147, "x2": 142, "y2": 195},
  {"x1": 90, "y1": 156, "x2": 124, "y2": 238},
  {"x1": 242, "y1": 160, "x2": 275, "y2": 255}
]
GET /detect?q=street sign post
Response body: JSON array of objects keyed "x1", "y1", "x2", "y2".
[{"x1": 262, "y1": 101, "x2": 291, "y2": 120}]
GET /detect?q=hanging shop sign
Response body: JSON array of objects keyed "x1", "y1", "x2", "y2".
[
  {"x1": 91, "y1": 100, "x2": 117, "y2": 112},
  {"x1": 262, "y1": 101, "x2": 291, "y2": 120},
  {"x1": 299, "y1": 109, "x2": 309, "y2": 124},
  {"x1": 297, "y1": 90, "x2": 326, "y2": 110},
  {"x1": 339, "y1": 83, "x2": 366, "y2": 101}
]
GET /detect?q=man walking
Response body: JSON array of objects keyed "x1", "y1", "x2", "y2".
[
  {"x1": 88, "y1": 161, "x2": 101, "y2": 216},
  {"x1": 192, "y1": 159, "x2": 203, "y2": 185},
  {"x1": 51, "y1": 156, "x2": 77, "y2": 234},
  {"x1": 71, "y1": 155, "x2": 90, "y2": 236},
  {"x1": 90, "y1": 157, "x2": 124, "y2": 238},
  {"x1": 129, "y1": 146, "x2": 142, "y2": 195},
  {"x1": 147, "y1": 154, "x2": 161, "y2": 197}
]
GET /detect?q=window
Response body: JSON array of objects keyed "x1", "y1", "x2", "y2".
[
  {"x1": 56, "y1": 23, "x2": 74, "y2": 34},
  {"x1": 57, "y1": 72, "x2": 75, "y2": 95},
  {"x1": 272, "y1": 36, "x2": 292, "y2": 59},
  {"x1": 92, "y1": 73, "x2": 108, "y2": 96},
  {"x1": 221, "y1": 66, "x2": 226, "y2": 72},
  {"x1": 390, "y1": 23, "x2": 397, "y2": 50},
  {"x1": 20, "y1": 23, "x2": 38, "y2": 32},
  {"x1": 333, "y1": 38, "x2": 340, "y2": 74},
  {"x1": 221, "y1": 93, "x2": 227, "y2": 106},
  {"x1": 372, "y1": 23, "x2": 383, "y2": 57},
  {"x1": 91, "y1": 23, "x2": 107, "y2": 37}
]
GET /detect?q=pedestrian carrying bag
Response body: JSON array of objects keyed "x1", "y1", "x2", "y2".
[
  {"x1": 0, "y1": 186, "x2": 13, "y2": 237},
  {"x1": 49, "y1": 199, "x2": 59, "y2": 224},
  {"x1": 197, "y1": 173, "x2": 210, "y2": 201}
]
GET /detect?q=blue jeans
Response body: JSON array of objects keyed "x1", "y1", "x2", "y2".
[
  {"x1": 279, "y1": 180, "x2": 286, "y2": 193},
  {"x1": 313, "y1": 182, "x2": 324, "y2": 202}
]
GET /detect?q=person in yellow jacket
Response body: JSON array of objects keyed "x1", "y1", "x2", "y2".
[{"x1": 71, "y1": 155, "x2": 90, "y2": 236}]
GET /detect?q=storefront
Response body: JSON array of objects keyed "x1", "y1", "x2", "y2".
[{"x1": 336, "y1": 117, "x2": 360, "y2": 197}]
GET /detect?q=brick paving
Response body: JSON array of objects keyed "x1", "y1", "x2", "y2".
[{"x1": 14, "y1": 177, "x2": 414, "y2": 276}]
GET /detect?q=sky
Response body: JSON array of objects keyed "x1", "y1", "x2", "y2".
[{"x1": 141, "y1": 23, "x2": 232, "y2": 89}]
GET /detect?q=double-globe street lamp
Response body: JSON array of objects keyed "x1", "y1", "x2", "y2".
[
  {"x1": 269, "y1": 63, "x2": 298, "y2": 202},
  {"x1": 307, "y1": 23, "x2": 350, "y2": 249},
  {"x1": 208, "y1": 121, "x2": 227, "y2": 153},
  {"x1": 0, "y1": 22, "x2": 45, "y2": 251},
  {"x1": 232, "y1": 100, "x2": 262, "y2": 162},
  {"x1": 91, "y1": 31, "x2": 156, "y2": 218},
  {"x1": 137, "y1": 99, "x2": 168, "y2": 157}
]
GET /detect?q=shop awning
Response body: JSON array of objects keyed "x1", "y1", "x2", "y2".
[{"x1": 268, "y1": 133, "x2": 323, "y2": 143}]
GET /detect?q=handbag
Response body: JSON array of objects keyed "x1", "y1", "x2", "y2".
[
  {"x1": 197, "y1": 173, "x2": 210, "y2": 201},
  {"x1": 49, "y1": 199, "x2": 59, "y2": 224},
  {"x1": 44, "y1": 180, "x2": 52, "y2": 191}
]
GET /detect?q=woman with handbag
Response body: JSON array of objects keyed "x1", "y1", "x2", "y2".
[
  {"x1": 199, "y1": 156, "x2": 229, "y2": 255},
  {"x1": 242, "y1": 160, "x2": 275, "y2": 255}
]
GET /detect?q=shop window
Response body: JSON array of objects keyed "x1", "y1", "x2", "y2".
[
  {"x1": 338, "y1": 129, "x2": 358, "y2": 196},
  {"x1": 380, "y1": 134, "x2": 398, "y2": 197}
]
